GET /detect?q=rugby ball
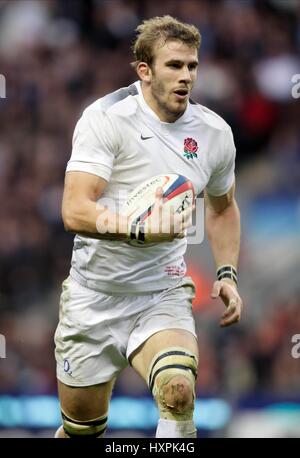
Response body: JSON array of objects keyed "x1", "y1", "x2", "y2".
[{"x1": 123, "y1": 174, "x2": 195, "y2": 235}]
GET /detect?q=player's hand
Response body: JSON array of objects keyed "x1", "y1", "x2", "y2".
[
  {"x1": 211, "y1": 279, "x2": 243, "y2": 327},
  {"x1": 144, "y1": 187, "x2": 193, "y2": 243}
]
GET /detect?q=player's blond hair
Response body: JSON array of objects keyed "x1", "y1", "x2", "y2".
[{"x1": 131, "y1": 15, "x2": 201, "y2": 69}]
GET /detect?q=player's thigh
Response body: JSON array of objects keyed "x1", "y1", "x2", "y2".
[
  {"x1": 130, "y1": 329, "x2": 198, "y2": 382},
  {"x1": 58, "y1": 379, "x2": 115, "y2": 420}
]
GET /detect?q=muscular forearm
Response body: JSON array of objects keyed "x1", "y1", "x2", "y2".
[
  {"x1": 63, "y1": 200, "x2": 128, "y2": 241},
  {"x1": 205, "y1": 198, "x2": 240, "y2": 269}
]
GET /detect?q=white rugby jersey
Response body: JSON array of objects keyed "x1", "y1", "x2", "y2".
[{"x1": 66, "y1": 81, "x2": 236, "y2": 294}]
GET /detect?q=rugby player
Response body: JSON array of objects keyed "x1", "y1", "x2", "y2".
[{"x1": 54, "y1": 15, "x2": 242, "y2": 439}]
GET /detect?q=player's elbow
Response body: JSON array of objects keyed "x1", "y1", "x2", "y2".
[{"x1": 62, "y1": 206, "x2": 79, "y2": 233}]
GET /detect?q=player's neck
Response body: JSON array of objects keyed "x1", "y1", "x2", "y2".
[{"x1": 140, "y1": 82, "x2": 183, "y2": 123}]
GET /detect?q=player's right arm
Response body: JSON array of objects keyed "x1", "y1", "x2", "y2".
[
  {"x1": 62, "y1": 171, "x2": 128, "y2": 241},
  {"x1": 62, "y1": 172, "x2": 192, "y2": 242}
]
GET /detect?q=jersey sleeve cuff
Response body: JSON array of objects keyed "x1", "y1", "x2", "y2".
[
  {"x1": 66, "y1": 161, "x2": 112, "y2": 182},
  {"x1": 205, "y1": 175, "x2": 235, "y2": 197}
]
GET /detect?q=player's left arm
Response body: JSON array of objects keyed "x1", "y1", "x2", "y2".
[{"x1": 204, "y1": 182, "x2": 243, "y2": 327}]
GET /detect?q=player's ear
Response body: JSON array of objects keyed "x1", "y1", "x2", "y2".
[{"x1": 136, "y1": 62, "x2": 152, "y2": 83}]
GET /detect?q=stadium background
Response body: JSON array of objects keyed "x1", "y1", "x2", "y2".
[{"x1": 0, "y1": 0, "x2": 299, "y2": 438}]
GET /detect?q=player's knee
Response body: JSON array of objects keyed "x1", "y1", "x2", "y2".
[
  {"x1": 61, "y1": 410, "x2": 108, "y2": 438},
  {"x1": 159, "y1": 374, "x2": 194, "y2": 413},
  {"x1": 148, "y1": 347, "x2": 198, "y2": 420}
]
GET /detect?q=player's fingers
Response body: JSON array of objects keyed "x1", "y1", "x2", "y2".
[
  {"x1": 220, "y1": 312, "x2": 241, "y2": 327},
  {"x1": 169, "y1": 208, "x2": 174, "y2": 234},
  {"x1": 173, "y1": 208, "x2": 192, "y2": 233},
  {"x1": 162, "y1": 205, "x2": 174, "y2": 235},
  {"x1": 158, "y1": 198, "x2": 163, "y2": 234},
  {"x1": 224, "y1": 297, "x2": 243, "y2": 316},
  {"x1": 155, "y1": 186, "x2": 164, "y2": 200},
  {"x1": 181, "y1": 207, "x2": 193, "y2": 229},
  {"x1": 173, "y1": 209, "x2": 184, "y2": 234},
  {"x1": 211, "y1": 281, "x2": 221, "y2": 298},
  {"x1": 222, "y1": 300, "x2": 237, "y2": 319},
  {"x1": 150, "y1": 187, "x2": 164, "y2": 234},
  {"x1": 220, "y1": 299, "x2": 241, "y2": 327}
]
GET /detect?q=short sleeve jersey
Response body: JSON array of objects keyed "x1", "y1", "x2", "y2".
[{"x1": 66, "y1": 81, "x2": 236, "y2": 294}]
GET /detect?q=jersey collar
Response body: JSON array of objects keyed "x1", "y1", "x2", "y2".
[{"x1": 134, "y1": 80, "x2": 192, "y2": 126}]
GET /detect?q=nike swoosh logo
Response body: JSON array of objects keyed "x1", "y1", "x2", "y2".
[{"x1": 141, "y1": 134, "x2": 153, "y2": 140}]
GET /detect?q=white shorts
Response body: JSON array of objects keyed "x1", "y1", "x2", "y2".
[{"x1": 54, "y1": 276, "x2": 196, "y2": 387}]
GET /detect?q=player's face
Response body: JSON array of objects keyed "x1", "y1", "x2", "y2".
[{"x1": 149, "y1": 40, "x2": 198, "y2": 122}]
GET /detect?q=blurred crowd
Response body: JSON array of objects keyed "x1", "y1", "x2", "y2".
[{"x1": 0, "y1": 0, "x2": 300, "y2": 400}]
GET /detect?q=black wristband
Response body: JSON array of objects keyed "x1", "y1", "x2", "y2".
[
  {"x1": 129, "y1": 220, "x2": 145, "y2": 244},
  {"x1": 217, "y1": 265, "x2": 237, "y2": 285},
  {"x1": 137, "y1": 221, "x2": 145, "y2": 243},
  {"x1": 130, "y1": 221, "x2": 137, "y2": 240}
]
